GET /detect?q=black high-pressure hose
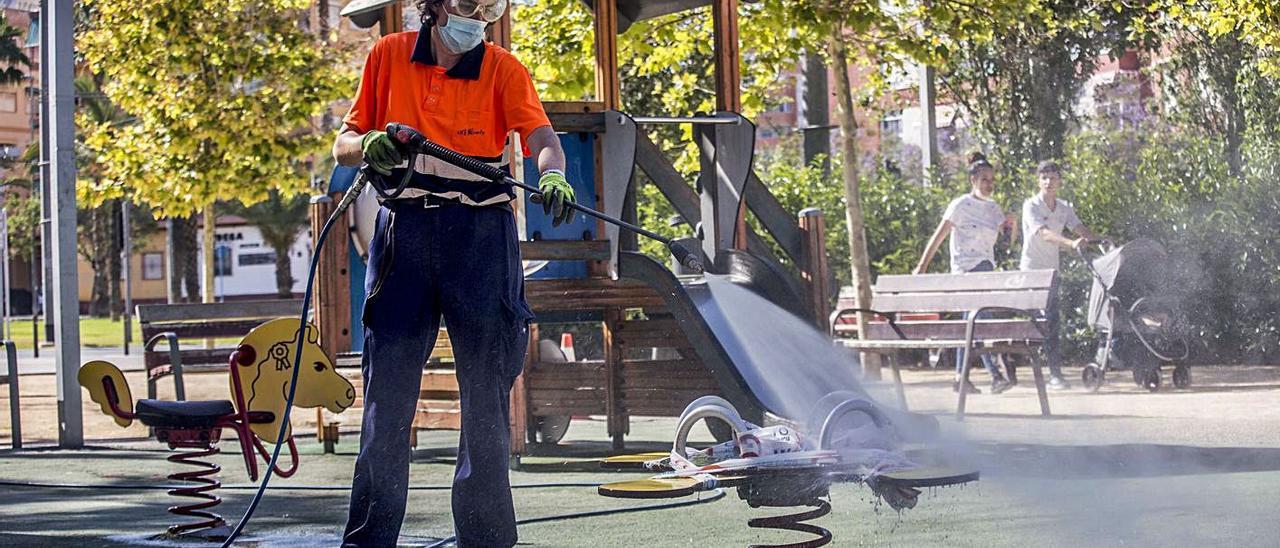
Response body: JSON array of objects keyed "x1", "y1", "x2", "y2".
[
  {"x1": 384, "y1": 123, "x2": 705, "y2": 273},
  {"x1": 219, "y1": 125, "x2": 708, "y2": 545},
  {"x1": 219, "y1": 167, "x2": 370, "y2": 547}
]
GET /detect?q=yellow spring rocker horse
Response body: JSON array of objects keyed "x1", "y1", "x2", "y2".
[{"x1": 77, "y1": 318, "x2": 356, "y2": 539}]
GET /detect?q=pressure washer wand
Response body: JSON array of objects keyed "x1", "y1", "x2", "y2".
[{"x1": 387, "y1": 123, "x2": 704, "y2": 273}]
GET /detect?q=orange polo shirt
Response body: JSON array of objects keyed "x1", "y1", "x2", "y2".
[{"x1": 343, "y1": 30, "x2": 551, "y2": 205}]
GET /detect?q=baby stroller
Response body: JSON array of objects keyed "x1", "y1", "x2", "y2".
[{"x1": 1080, "y1": 239, "x2": 1191, "y2": 392}]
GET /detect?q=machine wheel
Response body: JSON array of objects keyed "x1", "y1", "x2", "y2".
[
  {"x1": 1081, "y1": 364, "x2": 1105, "y2": 393},
  {"x1": 1172, "y1": 365, "x2": 1192, "y2": 389},
  {"x1": 1141, "y1": 368, "x2": 1162, "y2": 392},
  {"x1": 534, "y1": 415, "x2": 572, "y2": 444}
]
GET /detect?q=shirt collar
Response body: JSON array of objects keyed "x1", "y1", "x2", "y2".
[{"x1": 410, "y1": 28, "x2": 486, "y2": 80}]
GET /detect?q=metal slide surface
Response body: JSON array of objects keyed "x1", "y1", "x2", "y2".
[{"x1": 618, "y1": 252, "x2": 870, "y2": 424}]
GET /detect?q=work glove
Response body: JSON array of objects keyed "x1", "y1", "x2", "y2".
[
  {"x1": 530, "y1": 170, "x2": 576, "y2": 227},
  {"x1": 360, "y1": 130, "x2": 403, "y2": 176}
]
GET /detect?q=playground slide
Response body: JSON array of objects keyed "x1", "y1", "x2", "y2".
[{"x1": 619, "y1": 251, "x2": 936, "y2": 437}]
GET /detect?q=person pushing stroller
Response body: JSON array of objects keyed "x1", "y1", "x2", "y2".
[{"x1": 1019, "y1": 160, "x2": 1103, "y2": 390}]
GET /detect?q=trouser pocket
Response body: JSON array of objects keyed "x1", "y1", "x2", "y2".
[{"x1": 362, "y1": 207, "x2": 396, "y2": 325}]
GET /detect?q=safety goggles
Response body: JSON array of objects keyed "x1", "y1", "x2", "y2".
[{"x1": 449, "y1": 0, "x2": 507, "y2": 23}]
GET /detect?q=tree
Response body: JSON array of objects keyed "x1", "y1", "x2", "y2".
[
  {"x1": 0, "y1": 12, "x2": 30, "y2": 87},
  {"x1": 937, "y1": 0, "x2": 1148, "y2": 168},
  {"x1": 1165, "y1": 0, "x2": 1280, "y2": 77},
  {"x1": 226, "y1": 190, "x2": 310, "y2": 298},
  {"x1": 79, "y1": 0, "x2": 353, "y2": 303},
  {"x1": 782, "y1": 0, "x2": 1044, "y2": 375},
  {"x1": 72, "y1": 76, "x2": 132, "y2": 317}
]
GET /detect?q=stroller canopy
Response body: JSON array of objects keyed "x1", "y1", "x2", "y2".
[{"x1": 1087, "y1": 238, "x2": 1170, "y2": 331}]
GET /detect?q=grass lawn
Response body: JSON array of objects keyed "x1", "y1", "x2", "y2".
[{"x1": 2, "y1": 316, "x2": 141, "y2": 350}]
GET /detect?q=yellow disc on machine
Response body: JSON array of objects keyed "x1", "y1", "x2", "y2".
[
  {"x1": 599, "y1": 475, "x2": 748, "y2": 499},
  {"x1": 599, "y1": 477, "x2": 703, "y2": 499},
  {"x1": 600, "y1": 452, "x2": 670, "y2": 470}
]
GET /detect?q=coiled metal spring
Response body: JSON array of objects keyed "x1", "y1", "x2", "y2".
[
  {"x1": 166, "y1": 445, "x2": 227, "y2": 536},
  {"x1": 747, "y1": 499, "x2": 832, "y2": 548}
]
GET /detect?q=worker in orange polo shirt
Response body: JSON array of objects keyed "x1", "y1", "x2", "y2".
[{"x1": 333, "y1": 1, "x2": 574, "y2": 546}]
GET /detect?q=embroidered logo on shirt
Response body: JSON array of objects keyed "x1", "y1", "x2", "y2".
[{"x1": 457, "y1": 128, "x2": 485, "y2": 137}]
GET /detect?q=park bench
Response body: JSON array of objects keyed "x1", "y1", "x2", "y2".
[
  {"x1": 831, "y1": 270, "x2": 1057, "y2": 419},
  {"x1": 138, "y1": 300, "x2": 303, "y2": 401}
]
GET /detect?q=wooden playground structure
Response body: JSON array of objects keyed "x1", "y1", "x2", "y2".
[{"x1": 310, "y1": 0, "x2": 835, "y2": 459}]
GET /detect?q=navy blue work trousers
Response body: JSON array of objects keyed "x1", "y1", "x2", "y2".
[{"x1": 343, "y1": 199, "x2": 532, "y2": 548}]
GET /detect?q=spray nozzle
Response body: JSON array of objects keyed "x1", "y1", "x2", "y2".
[{"x1": 669, "y1": 242, "x2": 703, "y2": 273}]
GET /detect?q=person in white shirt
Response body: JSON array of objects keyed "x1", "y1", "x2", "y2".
[
  {"x1": 1019, "y1": 160, "x2": 1101, "y2": 390},
  {"x1": 915, "y1": 152, "x2": 1017, "y2": 395}
]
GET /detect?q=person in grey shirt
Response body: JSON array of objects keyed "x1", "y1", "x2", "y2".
[{"x1": 1020, "y1": 160, "x2": 1101, "y2": 390}]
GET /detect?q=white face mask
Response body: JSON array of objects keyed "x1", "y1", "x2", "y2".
[{"x1": 437, "y1": 14, "x2": 485, "y2": 54}]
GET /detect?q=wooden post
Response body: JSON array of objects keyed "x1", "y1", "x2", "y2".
[
  {"x1": 592, "y1": 2, "x2": 621, "y2": 273},
  {"x1": 379, "y1": 2, "x2": 403, "y2": 35},
  {"x1": 310, "y1": 196, "x2": 352, "y2": 361},
  {"x1": 798, "y1": 208, "x2": 831, "y2": 329},
  {"x1": 490, "y1": 6, "x2": 512, "y2": 48},
  {"x1": 603, "y1": 307, "x2": 626, "y2": 450},
  {"x1": 594, "y1": 0, "x2": 621, "y2": 109},
  {"x1": 711, "y1": 0, "x2": 747, "y2": 249},
  {"x1": 711, "y1": 0, "x2": 741, "y2": 112},
  {"x1": 509, "y1": 334, "x2": 530, "y2": 462}
]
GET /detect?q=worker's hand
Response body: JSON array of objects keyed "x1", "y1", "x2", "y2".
[
  {"x1": 1072, "y1": 237, "x2": 1088, "y2": 251},
  {"x1": 1003, "y1": 213, "x2": 1017, "y2": 232},
  {"x1": 531, "y1": 170, "x2": 576, "y2": 227},
  {"x1": 360, "y1": 130, "x2": 403, "y2": 176}
]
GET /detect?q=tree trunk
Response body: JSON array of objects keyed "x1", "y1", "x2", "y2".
[
  {"x1": 202, "y1": 204, "x2": 216, "y2": 303},
  {"x1": 170, "y1": 216, "x2": 200, "y2": 303},
  {"x1": 86, "y1": 205, "x2": 113, "y2": 317},
  {"x1": 318, "y1": 0, "x2": 330, "y2": 37},
  {"x1": 829, "y1": 32, "x2": 880, "y2": 379},
  {"x1": 108, "y1": 200, "x2": 123, "y2": 320},
  {"x1": 274, "y1": 244, "x2": 294, "y2": 298}
]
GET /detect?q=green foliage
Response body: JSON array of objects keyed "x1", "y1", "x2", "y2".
[
  {"x1": 510, "y1": 0, "x2": 595, "y2": 101},
  {"x1": 748, "y1": 137, "x2": 980, "y2": 285},
  {"x1": 938, "y1": 0, "x2": 1148, "y2": 167},
  {"x1": 0, "y1": 12, "x2": 30, "y2": 86},
  {"x1": 1163, "y1": 0, "x2": 1280, "y2": 78},
  {"x1": 78, "y1": 0, "x2": 354, "y2": 217},
  {"x1": 2, "y1": 143, "x2": 40, "y2": 259},
  {"x1": 1057, "y1": 123, "x2": 1280, "y2": 363},
  {"x1": 225, "y1": 190, "x2": 311, "y2": 297}
]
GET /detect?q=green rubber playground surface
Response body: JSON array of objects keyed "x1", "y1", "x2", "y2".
[{"x1": 3, "y1": 365, "x2": 1280, "y2": 547}]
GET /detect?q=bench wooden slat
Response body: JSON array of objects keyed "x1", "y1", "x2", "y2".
[
  {"x1": 837, "y1": 339, "x2": 1040, "y2": 351},
  {"x1": 871, "y1": 290, "x2": 1052, "y2": 313},
  {"x1": 145, "y1": 348, "x2": 235, "y2": 369},
  {"x1": 860, "y1": 319, "x2": 1045, "y2": 341},
  {"x1": 525, "y1": 278, "x2": 667, "y2": 311},
  {"x1": 520, "y1": 240, "x2": 611, "y2": 261},
  {"x1": 141, "y1": 320, "x2": 270, "y2": 340},
  {"x1": 872, "y1": 270, "x2": 1057, "y2": 293},
  {"x1": 137, "y1": 300, "x2": 304, "y2": 323}
]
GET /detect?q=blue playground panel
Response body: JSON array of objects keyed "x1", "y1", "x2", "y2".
[
  {"x1": 328, "y1": 132, "x2": 598, "y2": 350},
  {"x1": 522, "y1": 132, "x2": 597, "y2": 279}
]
